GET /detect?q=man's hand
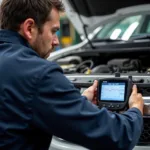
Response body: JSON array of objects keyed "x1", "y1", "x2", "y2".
[
  {"x1": 129, "y1": 84, "x2": 144, "y2": 115},
  {"x1": 82, "y1": 80, "x2": 98, "y2": 105}
]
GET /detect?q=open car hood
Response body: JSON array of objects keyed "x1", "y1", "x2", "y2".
[{"x1": 63, "y1": 0, "x2": 150, "y2": 37}]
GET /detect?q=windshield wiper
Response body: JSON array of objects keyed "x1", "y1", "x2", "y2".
[
  {"x1": 92, "y1": 38, "x2": 124, "y2": 42},
  {"x1": 130, "y1": 34, "x2": 150, "y2": 40}
]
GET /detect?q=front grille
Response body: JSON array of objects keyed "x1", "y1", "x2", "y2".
[
  {"x1": 137, "y1": 83, "x2": 150, "y2": 97},
  {"x1": 138, "y1": 86, "x2": 150, "y2": 96},
  {"x1": 138, "y1": 117, "x2": 150, "y2": 145}
]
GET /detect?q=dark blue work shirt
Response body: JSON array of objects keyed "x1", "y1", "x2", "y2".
[{"x1": 0, "y1": 30, "x2": 143, "y2": 150}]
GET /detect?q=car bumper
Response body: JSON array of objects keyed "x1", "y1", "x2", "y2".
[{"x1": 49, "y1": 136, "x2": 150, "y2": 150}]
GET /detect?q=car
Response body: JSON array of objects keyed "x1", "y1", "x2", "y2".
[{"x1": 48, "y1": 0, "x2": 150, "y2": 150}]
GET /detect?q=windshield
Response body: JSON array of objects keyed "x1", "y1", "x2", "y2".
[{"x1": 95, "y1": 15, "x2": 142, "y2": 41}]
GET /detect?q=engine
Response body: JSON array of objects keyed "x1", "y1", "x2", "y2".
[{"x1": 56, "y1": 55, "x2": 149, "y2": 74}]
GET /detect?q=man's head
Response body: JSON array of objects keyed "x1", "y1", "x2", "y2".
[{"x1": 0, "y1": 0, "x2": 65, "y2": 58}]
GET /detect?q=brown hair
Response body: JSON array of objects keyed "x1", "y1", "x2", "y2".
[{"x1": 0, "y1": 0, "x2": 65, "y2": 31}]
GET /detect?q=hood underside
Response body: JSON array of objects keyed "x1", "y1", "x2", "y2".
[
  {"x1": 68, "y1": 0, "x2": 150, "y2": 17},
  {"x1": 63, "y1": 0, "x2": 150, "y2": 36}
]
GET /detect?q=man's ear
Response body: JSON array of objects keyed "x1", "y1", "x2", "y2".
[{"x1": 19, "y1": 18, "x2": 37, "y2": 41}]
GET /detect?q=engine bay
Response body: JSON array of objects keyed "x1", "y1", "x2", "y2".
[{"x1": 55, "y1": 51, "x2": 150, "y2": 75}]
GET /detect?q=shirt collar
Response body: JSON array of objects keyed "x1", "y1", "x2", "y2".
[{"x1": 0, "y1": 29, "x2": 30, "y2": 48}]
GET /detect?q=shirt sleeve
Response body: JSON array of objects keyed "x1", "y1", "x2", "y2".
[{"x1": 31, "y1": 62, "x2": 143, "y2": 150}]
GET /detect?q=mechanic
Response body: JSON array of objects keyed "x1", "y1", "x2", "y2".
[{"x1": 0, "y1": 0, "x2": 144, "y2": 150}]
